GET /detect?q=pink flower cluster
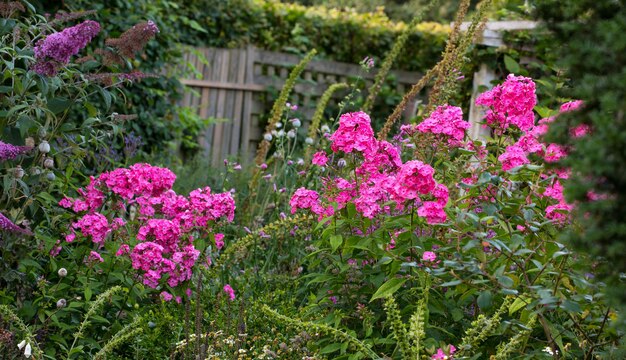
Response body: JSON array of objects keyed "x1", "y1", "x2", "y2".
[
  {"x1": 33, "y1": 20, "x2": 101, "y2": 76},
  {"x1": 432, "y1": 345, "x2": 456, "y2": 359},
  {"x1": 415, "y1": 105, "x2": 470, "y2": 146},
  {"x1": 59, "y1": 163, "x2": 235, "y2": 289},
  {"x1": 223, "y1": 284, "x2": 236, "y2": 301},
  {"x1": 291, "y1": 112, "x2": 449, "y2": 224},
  {"x1": 476, "y1": 74, "x2": 537, "y2": 132}
]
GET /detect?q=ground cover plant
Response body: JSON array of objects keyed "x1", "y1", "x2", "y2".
[{"x1": 1, "y1": 0, "x2": 624, "y2": 359}]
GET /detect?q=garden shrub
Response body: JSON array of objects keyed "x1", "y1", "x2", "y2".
[{"x1": 533, "y1": 0, "x2": 626, "y2": 312}]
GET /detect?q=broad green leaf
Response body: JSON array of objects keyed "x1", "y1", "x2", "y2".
[
  {"x1": 477, "y1": 290, "x2": 493, "y2": 310},
  {"x1": 370, "y1": 278, "x2": 407, "y2": 302},
  {"x1": 330, "y1": 235, "x2": 343, "y2": 252},
  {"x1": 504, "y1": 55, "x2": 521, "y2": 74}
]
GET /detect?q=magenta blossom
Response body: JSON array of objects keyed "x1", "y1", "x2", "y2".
[{"x1": 223, "y1": 284, "x2": 236, "y2": 301}]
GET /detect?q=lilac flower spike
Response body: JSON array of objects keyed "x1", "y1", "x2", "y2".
[
  {"x1": 32, "y1": 20, "x2": 101, "y2": 76},
  {"x1": 0, "y1": 141, "x2": 32, "y2": 161}
]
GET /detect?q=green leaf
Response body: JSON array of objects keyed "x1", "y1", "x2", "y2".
[
  {"x1": 330, "y1": 235, "x2": 343, "y2": 252},
  {"x1": 477, "y1": 290, "x2": 493, "y2": 310},
  {"x1": 48, "y1": 97, "x2": 72, "y2": 114},
  {"x1": 85, "y1": 287, "x2": 92, "y2": 302},
  {"x1": 440, "y1": 280, "x2": 462, "y2": 287},
  {"x1": 320, "y1": 342, "x2": 342, "y2": 354},
  {"x1": 370, "y1": 278, "x2": 407, "y2": 302},
  {"x1": 504, "y1": 55, "x2": 521, "y2": 73},
  {"x1": 509, "y1": 296, "x2": 530, "y2": 315}
]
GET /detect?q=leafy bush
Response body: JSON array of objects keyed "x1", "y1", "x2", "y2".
[{"x1": 533, "y1": 0, "x2": 626, "y2": 313}]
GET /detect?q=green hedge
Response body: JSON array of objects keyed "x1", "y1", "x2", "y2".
[{"x1": 181, "y1": 0, "x2": 450, "y2": 72}]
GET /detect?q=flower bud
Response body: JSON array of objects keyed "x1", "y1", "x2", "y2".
[
  {"x1": 58, "y1": 268, "x2": 67, "y2": 277},
  {"x1": 14, "y1": 165, "x2": 24, "y2": 179},
  {"x1": 25, "y1": 137, "x2": 35, "y2": 148},
  {"x1": 291, "y1": 118, "x2": 301, "y2": 128},
  {"x1": 263, "y1": 133, "x2": 273, "y2": 142},
  {"x1": 56, "y1": 298, "x2": 67, "y2": 309},
  {"x1": 287, "y1": 130, "x2": 296, "y2": 139},
  {"x1": 337, "y1": 158, "x2": 347, "y2": 168},
  {"x1": 305, "y1": 137, "x2": 314, "y2": 145},
  {"x1": 38, "y1": 140, "x2": 50, "y2": 154},
  {"x1": 276, "y1": 130, "x2": 285, "y2": 138},
  {"x1": 43, "y1": 157, "x2": 54, "y2": 169},
  {"x1": 321, "y1": 124, "x2": 331, "y2": 133},
  {"x1": 275, "y1": 122, "x2": 282, "y2": 129},
  {"x1": 46, "y1": 172, "x2": 56, "y2": 181}
]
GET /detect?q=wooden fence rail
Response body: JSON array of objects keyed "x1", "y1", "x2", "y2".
[{"x1": 179, "y1": 46, "x2": 424, "y2": 165}]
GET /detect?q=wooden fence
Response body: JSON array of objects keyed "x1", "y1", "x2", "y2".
[{"x1": 179, "y1": 46, "x2": 424, "y2": 165}]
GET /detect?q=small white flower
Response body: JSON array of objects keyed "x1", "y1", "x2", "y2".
[
  {"x1": 17, "y1": 340, "x2": 26, "y2": 349},
  {"x1": 297, "y1": 158, "x2": 304, "y2": 166},
  {"x1": 38, "y1": 140, "x2": 50, "y2": 154},
  {"x1": 321, "y1": 124, "x2": 331, "y2": 133},
  {"x1": 24, "y1": 343, "x2": 32, "y2": 358},
  {"x1": 305, "y1": 137, "x2": 314, "y2": 145},
  {"x1": 287, "y1": 130, "x2": 296, "y2": 138},
  {"x1": 291, "y1": 118, "x2": 301, "y2": 128},
  {"x1": 275, "y1": 122, "x2": 282, "y2": 129},
  {"x1": 58, "y1": 268, "x2": 67, "y2": 277},
  {"x1": 263, "y1": 133, "x2": 273, "y2": 142},
  {"x1": 276, "y1": 130, "x2": 285, "y2": 138}
]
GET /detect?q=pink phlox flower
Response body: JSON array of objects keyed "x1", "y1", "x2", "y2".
[
  {"x1": 290, "y1": 187, "x2": 323, "y2": 215},
  {"x1": 515, "y1": 132, "x2": 543, "y2": 154},
  {"x1": 58, "y1": 197, "x2": 73, "y2": 209},
  {"x1": 433, "y1": 183, "x2": 449, "y2": 206},
  {"x1": 498, "y1": 145, "x2": 529, "y2": 171},
  {"x1": 160, "y1": 291, "x2": 173, "y2": 302},
  {"x1": 544, "y1": 143, "x2": 567, "y2": 163},
  {"x1": 392, "y1": 160, "x2": 436, "y2": 202},
  {"x1": 330, "y1": 111, "x2": 376, "y2": 157},
  {"x1": 422, "y1": 251, "x2": 437, "y2": 262},
  {"x1": 116, "y1": 244, "x2": 130, "y2": 256},
  {"x1": 312, "y1": 151, "x2": 329, "y2": 166},
  {"x1": 476, "y1": 74, "x2": 537, "y2": 131},
  {"x1": 214, "y1": 233, "x2": 225, "y2": 249},
  {"x1": 571, "y1": 124, "x2": 591, "y2": 138},
  {"x1": 417, "y1": 202, "x2": 447, "y2": 224},
  {"x1": 137, "y1": 219, "x2": 181, "y2": 253},
  {"x1": 546, "y1": 202, "x2": 573, "y2": 224},
  {"x1": 88, "y1": 251, "x2": 104, "y2": 263},
  {"x1": 431, "y1": 345, "x2": 456, "y2": 359},
  {"x1": 417, "y1": 105, "x2": 469, "y2": 146},
  {"x1": 560, "y1": 100, "x2": 583, "y2": 113},
  {"x1": 223, "y1": 284, "x2": 236, "y2": 301},
  {"x1": 72, "y1": 213, "x2": 110, "y2": 245}
]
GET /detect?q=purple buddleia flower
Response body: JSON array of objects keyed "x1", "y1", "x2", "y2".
[
  {"x1": 105, "y1": 21, "x2": 159, "y2": 59},
  {"x1": 32, "y1": 20, "x2": 101, "y2": 76},
  {"x1": 0, "y1": 141, "x2": 32, "y2": 161},
  {"x1": 0, "y1": 212, "x2": 32, "y2": 235}
]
